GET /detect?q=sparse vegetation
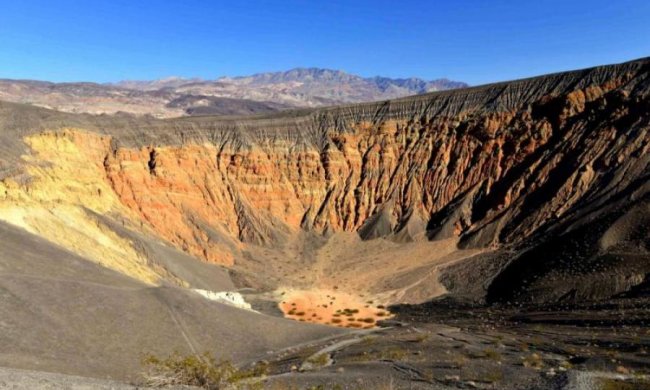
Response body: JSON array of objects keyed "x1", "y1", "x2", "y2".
[
  {"x1": 600, "y1": 378, "x2": 650, "y2": 390},
  {"x1": 340, "y1": 308, "x2": 359, "y2": 317},
  {"x1": 466, "y1": 347, "x2": 502, "y2": 361},
  {"x1": 522, "y1": 353, "x2": 544, "y2": 369},
  {"x1": 452, "y1": 354, "x2": 469, "y2": 368},
  {"x1": 481, "y1": 369, "x2": 504, "y2": 383},
  {"x1": 410, "y1": 333, "x2": 429, "y2": 343},
  {"x1": 346, "y1": 346, "x2": 407, "y2": 363},
  {"x1": 141, "y1": 351, "x2": 267, "y2": 389},
  {"x1": 306, "y1": 353, "x2": 330, "y2": 368},
  {"x1": 559, "y1": 360, "x2": 573, "y2": 370},
  {"x1": 483, "y1": 348, "x2": 502, "y2": 361},
  {"x1": 380, "y1": 347, "x2": 407, "y2": 361}
]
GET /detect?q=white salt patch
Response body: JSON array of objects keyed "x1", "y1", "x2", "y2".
[{"x1": 193, "y1": 289, "x2": 254, "y2": 311}]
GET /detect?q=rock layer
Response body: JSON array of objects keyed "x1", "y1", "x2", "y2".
[{"x1": 0, "y1": 57, "x2": 648, "y2": 303}]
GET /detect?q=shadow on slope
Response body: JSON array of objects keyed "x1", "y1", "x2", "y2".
[{"x1": 0, "y1": 221, "x2": 344, "y2": 381}]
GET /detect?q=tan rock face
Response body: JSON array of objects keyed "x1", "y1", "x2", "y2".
[{"x1": 0, "y1": 131, "x2": 167, "y2": 284}]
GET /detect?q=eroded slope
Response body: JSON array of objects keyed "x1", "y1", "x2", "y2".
[{"x1": 0, "y1": 57, "x2": 648, "y2": 304}]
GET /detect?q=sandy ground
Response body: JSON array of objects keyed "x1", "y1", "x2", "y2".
[
  {"x1": 0, "y1": 221, "x2": 345, "y2": 381},
  {"x1": 237, "y1": 233, "x2": 484, "y2": 302},
  {"x1": 278, "y1": 288, "x2": 392, "y2": 328},
  {"x1": 235, "y1": 232, "x2": 485, "y2": 327},
  {"x1": 0, "y1": 366, "x2": 142, "y2": 389}
]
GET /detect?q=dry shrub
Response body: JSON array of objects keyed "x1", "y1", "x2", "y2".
[
  {"x1": 600, "y1": 378, "x2": 650, "y2": 390},
  {"x1": 380, "y1": 348, "x2": 407, "y2": 361},
  {"x1": 522, "y1": 353, "x2": 544, "y2": 369},
  {"x1": 141, "y1": 351, "x2": 267, "y2": 389},
  {"x1": 306, "y1": 353, "x2": 330, "y2": 367}
]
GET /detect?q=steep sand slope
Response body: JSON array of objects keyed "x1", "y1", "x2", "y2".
[{"x1": 0, "y1": 221, "x2": 344, "y2": 380}]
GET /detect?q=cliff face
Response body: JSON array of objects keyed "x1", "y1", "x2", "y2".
[{"x1": 0, "y1": 58, "x2": 648, "y2": 303}]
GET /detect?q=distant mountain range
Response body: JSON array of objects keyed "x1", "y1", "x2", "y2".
[{"x1": 0, "y1": 68, "x2": 467, "y2": 118}]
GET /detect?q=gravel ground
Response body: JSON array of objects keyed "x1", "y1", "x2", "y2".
[{"x1": 0, "y1": 367, "x2": 140, "y2": 389}]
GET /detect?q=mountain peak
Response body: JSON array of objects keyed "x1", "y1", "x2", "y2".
[{"x1": 0, "y1": 68, "x2": 468, "y2": 118}]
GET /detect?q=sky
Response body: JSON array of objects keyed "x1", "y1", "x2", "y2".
[{"x1": 1, "y1": 0, "x2": 649, "y2": 86}]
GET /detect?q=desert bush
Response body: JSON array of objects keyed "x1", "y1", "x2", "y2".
[
  {"x1": 452, "y1": 354, "x2": 469, "y2": 368},
  {"x1": 467, "y1": 348, "x2": 501, "y2": 361},
  {"x1": 522, "y1": 353, "x2": 544, "y2": 369},
  {"x1": 380, "y1": 348, "x2": 407, "y2": 361},
  {"x1": 345, "y1": 347, "x2": 406, "y2": 363},
  {"x1": 600, "y1": 378, "x2": 650, "y2": 390},
  {"x1": 141, "y1": 351, "x2": 267, "y2": 389},
  {"x1": 481, "y1": 369, "x2": 504, "y2": 383},
  {"x1": 306, "y1": 353, "x2": 330, "y2": 368},
  {"x1": 410, "y1": 334, "x2": 429, "y2": 343},
  {"x1": 483, "y1": 348, "x2": 502, "y2": 361}
]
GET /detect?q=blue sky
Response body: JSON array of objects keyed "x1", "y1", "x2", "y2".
[{"x1": 1, "y1": 0, "x2": 649, "y2": 85}]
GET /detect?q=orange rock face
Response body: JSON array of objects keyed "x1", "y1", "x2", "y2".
[
  {"x1": 104, "y1": 145, "x2": 241, "y2": 265},
  {"x1": 2, "y1": 58, "x2": 647, "y2": 278},
  {"x1": 20, "y1": 72, "x2": 638, "y2": 267},
  {"x1": 0, "y1": 60, "x2": 650, "y2": 304}
]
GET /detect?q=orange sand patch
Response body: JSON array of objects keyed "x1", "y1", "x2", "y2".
[{"x1": 278, "y1": 289, "x2": 392, "y2": 328}]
